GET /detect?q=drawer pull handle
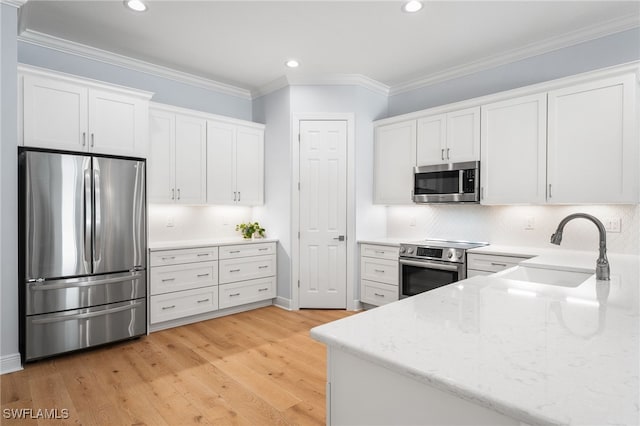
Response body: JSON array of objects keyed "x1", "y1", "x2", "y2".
[
  {"x1": 374, "y1": 293, "x2": 385, "y2": 297},
  {"x1": 197, "y1": 253, "x2": 210, "y2": 257},
  {"x1": 230, "y1": 269, "x2": 241, "y2": 273},
  {"x1": 258, "y1": 265, "x2": 268, "y2": 269},
  {"x1": 258, "y1": 287, "x2": 269, "y2": 292},
  {"x1": 161, "y1": 305, "x2": 176, "y2": 310},
  {"x1": 229, "y1": 293, "x2": 240, "y2": 297},
  {"x1": 162, "y1": 256, "x2": 176, "y2": 260},
  {"x1": 490, "y1": 262, "x2": 507, "y2": 267},
  {"x1": 258, "y1": 248, "x2": 269, "y2": 251},
  {"x1": 197, "y1": 298, "x2": 210, "y2": 303},
  {"x1": 374, "y1": 269, "x2": 385, "y2": 273},
  {"x1": 229, "y1": 250, "x2": 241, "y2": 254},
  {"x1": 197, "y1": 273, "x2": 210, "y2": 277},
  {"x1": 375, "y1": 250, "x2": 385, "y2": 254},
  {"x1": 161, "y1": 278, "x2": 175, "y2": 282}
]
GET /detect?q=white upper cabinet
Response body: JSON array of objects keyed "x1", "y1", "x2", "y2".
[
  {"x1": 148, "y1": 108, "x2": 206, "y2": 204},
  {"x1": 373, "y1": 120, "x2": 416, "y2": 204},
  {"x1": 547, "y1": 74, "x2": 638, "y2": 204},
  {"x1": 21, "y1": 68, "x2": 151, "y2": 157},
  {"x1": 207, "y1": 120, "x2": 265, "y2": 206},
  {"x1": 481, "y1": 93, "x2": 547, "y2": 204},
  {"x1": 416, "y1": 106, "x2": 480, "y2": 166}
]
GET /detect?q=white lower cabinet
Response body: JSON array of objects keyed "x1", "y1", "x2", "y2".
[
  {"x1": 360, "y1": 244, "x2": 400, "y2": 307},
  {"x1": 150, "y1": 286, "x2": 219, "y2": 323},
  {"x1": 218, "y1": 242, "x2": 277, "y2": 309},
  {"x1": 466, "y1": 252, "x2": 532, "y2": 277},
  {"x1": 219, "y1": 277, "x2": 276, "y2": 309},
  {"x1": 149, "y1": 241, "x2": 277, "y2": 329}
]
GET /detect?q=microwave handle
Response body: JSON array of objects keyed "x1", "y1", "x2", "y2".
[{"x1": 459, "y1": 170, "x2": 464, "y2": 193}]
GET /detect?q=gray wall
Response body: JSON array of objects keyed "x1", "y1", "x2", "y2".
[
  {"x1": 18, "y1": 42, "x2": 253, "y2": 120},
  {"x1": 253, "y1": 85, "x2": 388, "y2": 304},
  {"x1": 388, "y1": 27, "x2": 640, "y2": 116},
  {"x1": 1, "y1": 3, "x2": 19, "y2": 360},
  {"x1": 252, "y1": 87, "x2": 292, "y2": 300}
]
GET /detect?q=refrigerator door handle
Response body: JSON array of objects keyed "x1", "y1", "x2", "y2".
[
  {"x1": 30, "y1": 301, "x2": 144, "y2": 324},
  {"x1": 84, "y1": 167, "x2": 92, "y2": 267},
  {"x1": 93, "y1": 168, "x2": 102, "y2": 267},
  {"x1": 29, "y1": 271, "x2": 145, "y2": 291}
]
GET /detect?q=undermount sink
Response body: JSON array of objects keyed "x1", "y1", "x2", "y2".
[{"x1": 499, "y1": 266, "x2": 593, "y2": 288}]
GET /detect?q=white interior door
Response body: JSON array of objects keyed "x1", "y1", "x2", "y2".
[{"x1": 299, "y1": 120, "x2": 347, "y2": 309}]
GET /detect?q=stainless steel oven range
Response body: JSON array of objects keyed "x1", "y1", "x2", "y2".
[{"x1": 399, "y1": 240, "x2": 488, "y2": 299}]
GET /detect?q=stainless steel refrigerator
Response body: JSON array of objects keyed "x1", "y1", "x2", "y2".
[{"x1": 19, "y1": 148, "x2": 147, "y2": 361}]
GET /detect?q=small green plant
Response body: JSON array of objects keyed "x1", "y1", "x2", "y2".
[{"x1": 235, "y1": 221, "x2": 265, "y2": 239}]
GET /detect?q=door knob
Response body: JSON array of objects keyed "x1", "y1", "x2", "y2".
[{"x1": 333, "y1": 235, "x2": 345, "y2": 241}]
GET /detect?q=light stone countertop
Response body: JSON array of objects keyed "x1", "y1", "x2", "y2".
[
  {"x1": 311, "y1": 251, "x2": 640, "y2": 425},
  {"x1": 358, "y1": 238, "x2": 405, "y2": 247},
  {"x1": 149, "y1": 237, "x2": 278, "y2": 251}
]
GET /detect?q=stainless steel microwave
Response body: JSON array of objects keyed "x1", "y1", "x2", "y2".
[{"x1": 413, "y1": 161, "x2": 480, "y2": 204}]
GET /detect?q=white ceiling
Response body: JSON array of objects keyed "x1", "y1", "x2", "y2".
[{"x1": 19, "y1": 1, "x2": 640, "y2": 96}]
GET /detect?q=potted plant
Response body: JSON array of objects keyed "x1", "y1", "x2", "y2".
[{"x1": 235, "y1": 221, "x2": 265, "y2": 239}]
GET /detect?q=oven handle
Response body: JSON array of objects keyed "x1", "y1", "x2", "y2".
[{"x1": 399, "y1": 258, "x2": 460, "y2": 272}]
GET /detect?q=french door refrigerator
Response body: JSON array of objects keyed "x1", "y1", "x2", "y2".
[{"x1": 18, "y1": 148, "x2": 147, "y2": 361}]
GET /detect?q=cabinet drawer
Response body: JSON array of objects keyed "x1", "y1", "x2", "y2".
[
  {"x1": 361, "y1": 244, "x2": 399, "y2": 260},
  {"x1": 219, "y1": 277, "x2": 276, "y2": 309},
  {"x1": 150, "y1": 261, "x2": 218, "y2": 296},
  {"x1": 360, "y1": 257, "x2": 398, "y2": 285},
  {"x1": 150, "y1": 286, "x2": 218, "y2": 324},
  {"x1": 361, "y1": 280, "x2": 398, "y2": 306},
  {"x1": 219, "y1": 242, "x2": 276, "y2": 259},
  {"x1": 219, "y1": 255, "x2": 276, "y2": 284},
  {"x1": 150, "y1": 247, "x2": 218, "y2": 267},
  {"x1": 467, "y1": 253, "x2": 530, "y2": 273}
]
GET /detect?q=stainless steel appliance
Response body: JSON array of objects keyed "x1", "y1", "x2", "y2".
[
  {"x1": 399, "y1": 239, "x2": 487, "y2": 298},
  {"x1": 18, "y1": 148, "x2": 147, "y2": 361},
  {"x1": 413, "y1": 161, "x2": 480, "y2": 204}
]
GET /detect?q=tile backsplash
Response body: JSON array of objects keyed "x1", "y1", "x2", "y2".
[
  {"x1": 386, "y1": 204, "x2": 639, "y2": 255},
  {"x1": 148, "y1": 204, "x2": 252, "y2": 242}
]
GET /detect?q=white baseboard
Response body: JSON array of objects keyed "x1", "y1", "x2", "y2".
[
  {"x1": 1, "y1": 353, "x2": 23, "y2": 375},
  {"x1": 273, "y1": 296, "x2": 293, "y2": 311}
]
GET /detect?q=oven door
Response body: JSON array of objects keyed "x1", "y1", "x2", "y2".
[{"x1": 399, "y1": 258, "x2": 465, "y2": 298}]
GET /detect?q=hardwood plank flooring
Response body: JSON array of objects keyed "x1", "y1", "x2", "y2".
[{"x1": 0, "y1": 306, "x2": 353, "y2": 425}]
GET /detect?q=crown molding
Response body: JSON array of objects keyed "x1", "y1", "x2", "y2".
[
  {"x1": 390, "y1": 14, "x2": 640, "y2": 96},
  {"x1": 254, "y1": 73, "x2": 389, "y2": 99},
  {"x1": 17, "y1": 29, "x2": 253, "y2": 100},
  {"x1": 1, "y1": 0, "x2": 27, "y2": 8}
]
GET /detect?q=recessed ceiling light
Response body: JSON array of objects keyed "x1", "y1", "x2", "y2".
[
  {"x1": 401, "y1": 0, "x2": 423, "y2": 13},
  {"x1": 124, "y1": 0, "x2": 147, "y2": 12},
  {"x1": 285, "y1": 59, "x2": 300, "y2": 68}
]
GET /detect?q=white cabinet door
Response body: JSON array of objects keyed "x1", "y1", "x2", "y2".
[
  {"x1": 207, "y1": 120, "x2": 265, "y2": 206},
  {"x1": 481, "y1": 94, "x2": 547, "y2": 204},
  {"x1": 174, "y1": 114, "x2": 207, "y2": 204},
  {"x1": 547, "y1": 74, "x2": 638, "y2": 204},
  {"x1": 23, "y1": 75, "x2": 88, "y2": 151},
  {"x1": 374, "y1": 120, "x2": 417, "y2": 204},
  {"x1": 207, "y1": 120, "x2": 236, "y2": 204},
  {"x1": 148, "y1": 110, "x2": 176, "y2": 203},
  {"x1": 235, "y1": 126, "x2": 264, "y2": 206},
  {"x1": 88, "y1": 89, "x2": 147, "y2": 157},
  {"x1": 446, "y1": 106, "x2": 480, "y2": 163},
  {"x1": 416, "y1": 114, "x2": 446, "y2": 166}
]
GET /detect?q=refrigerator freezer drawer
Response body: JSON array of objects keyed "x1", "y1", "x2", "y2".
[
  {"x1": 25, "y1": 299, "x2": 146, "y2": 361},
  {"x1": 26, "y1": 271, "x2": 146, "y2": 316}
]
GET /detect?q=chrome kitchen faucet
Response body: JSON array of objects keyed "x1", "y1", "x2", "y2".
[{"x1": 550, "y1": 213, "x2": 610, "y2": 281}]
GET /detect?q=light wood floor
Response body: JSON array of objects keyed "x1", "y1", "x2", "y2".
[{"x1": 1, "y1": 306, "x2": 354, "y2": 425}]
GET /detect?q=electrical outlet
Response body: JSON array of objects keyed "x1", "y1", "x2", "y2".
[
  {"x1": 409, "y1": 216, "x2": 416, "y2": 227},
  {"x1": 524, "y1": 216, "x2": 535, "y2": 230},
  {"x1": 604, "y1": 217, "x2": 621, "y2": 233},
  {"x1": 166, "y1": 216, "x2": 174, "y2": 228}
]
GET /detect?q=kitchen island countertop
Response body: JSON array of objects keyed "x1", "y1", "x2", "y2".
[{"x1": 311, "y1": 250, "x2": 640, "y2": 425}]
